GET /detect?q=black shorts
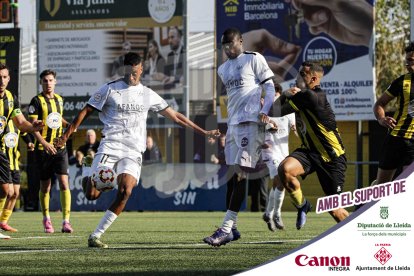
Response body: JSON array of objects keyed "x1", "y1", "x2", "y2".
[
  {"x1": 35, "y1": 148, "x2": 69, "y2": 180},
  {"x1": 0, "y1": 152, "x2": 12, "y2": 185},
  {"x1": 11, "y1": 170, "x2": 21, "y2": 185},
  {"x1": 379, "y1": 135, "x2": 414, "y2": 170},
  {"x1": 289, "y1": 148, "x2": 347, "y2": 196}
]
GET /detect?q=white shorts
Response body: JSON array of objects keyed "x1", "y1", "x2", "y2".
[
  {"x1": 91, "y1": 140, "x2": 143, "y2": 182},
  {"x1": 225, "y1": 123, "x2": 265, "y2": 168},
  {"x1": 265, "y1": 159, "x2": 281, "y2": 179}
]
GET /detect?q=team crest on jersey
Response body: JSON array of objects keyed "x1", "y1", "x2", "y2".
[
  {"x1": 46, "y1": 112, "x2": 62, "y2": 129},
  {"x1": 4, "y1": 132, "x2": 18, "y2": 148},
  {"x1": 8, "y1": 101, "x2": 13, "y2": 109},
  {"x1": 28, "y1": 105, "x2": 35, "y2": 114},
  {"x1": 93, "y1": 93, "x2": 102, "y2": 103},
  {"x1": 0, "y1": 116, "x2": 7, "y2": 134},
  {"x1": 241, "y1": 137, "x2": 249, "y2": 147}
]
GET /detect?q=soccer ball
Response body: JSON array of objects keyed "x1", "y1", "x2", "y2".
[{"x1": 92, "y1": 166, "x2": 117, "y2": 192}]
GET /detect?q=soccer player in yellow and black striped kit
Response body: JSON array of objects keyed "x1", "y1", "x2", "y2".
[
  {"x1": 374, "y1": 41, "x2": 414, "y2": 184},
  {"x1": 28, "y1": 69, "x2": 73, "y2": 234},
  {"x1": 0, "y1": 63, "x2": 44, "y2": 239},
  {"x1": 271, "y1": 61, "x2": 348, "y2": 229},
  {"x1": 0, "y1": 121, "x2": 34, "y2": 232}
]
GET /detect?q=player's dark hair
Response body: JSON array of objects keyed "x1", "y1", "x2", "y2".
[
  {"x1": 302, "y1": 61, "x2": 324, "y2": 75},
  {"x1": 0, "y1": 63, "x2": 9, "y2": 71},
  {"x1": 274, "y1": 82, "x2": 282, "y2": 93},
  {"x1": 124, "y1": 52, "x2": 142, "y2": 66},
  {"x1": 222, "y1": 27, "x2": 242, "y2": 42},
  {"x1": 405, "y1": 41, "x2": 414, "y2": 53},
  {"x1": 40, "y1": 69, "x2": 57, "y2": 79}
]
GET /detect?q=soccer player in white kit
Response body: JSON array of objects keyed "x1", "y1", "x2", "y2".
[
  {"x1": 262, "y1": 82, "x2": 297, "y2": 231},
  {"x1": 54, "y1": 52, "x2": 220, "y2": 248},
  {"x1": 203, "y1": 28, "x2": 275, "y2": 247}
]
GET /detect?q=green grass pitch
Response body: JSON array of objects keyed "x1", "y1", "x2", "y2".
[{"x1": 0, "y1": 211, "x2": 335, "y2": 275}]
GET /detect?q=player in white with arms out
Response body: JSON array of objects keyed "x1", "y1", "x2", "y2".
[
  {"x1": 262, "y1": 80, "x2": 297, "y2": 232},
  {"x1": 54, "y1": 52, "x2": 220, "y2": 248},
  {"x1": 203, "y1": 27, "x2": 275, "y2": 247}
]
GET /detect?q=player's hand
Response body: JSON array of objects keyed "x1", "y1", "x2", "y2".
[
  {"x1": 27, "y1": 142, "x2": 35, "y2": 151},
  {"x1": 289, "y1": 0, "x2": 373, "y2": 47},
  {"x1": 53, "y1": 136, "x2": 67, "y2": 149},
  {"x1": 43, "y1": 142, "x2": 57, "y2": 155},
  {"x1": 283, "y1": 87, "x2": 301, "y2": 98},
  {"x1": 378, "y1": 116, "x2": 396, "y2": 130},
  {"x1": 206, "y1": 129, "x2": 220, "y2": 138},
  {"x1": 258, "y1": 113, "x2": 269, "y2": 124},
  {"x1": 266, "y1": 120, "x2": 278, "y2": 132},
  {"x1": 32, "y1": 120, "x2": 44, "y2": 132}
]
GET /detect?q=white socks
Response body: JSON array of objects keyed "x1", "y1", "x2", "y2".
[
  {"x1": 274, "y1": 188, "x2": 285, "y2": 217},
  {"x1": 221, "y1": 210, "x2": 237, "y2": 233},
  {"x1": 265, "y1": 187, "x2": 276, "y2": 217},
  {"x1": 265, "y1": 187, "x2": 285, "y2": 218},
  {"x1": 91, "y1": 210, "x2": 118, "y2": 238}
]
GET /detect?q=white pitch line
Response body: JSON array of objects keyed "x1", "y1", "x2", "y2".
[
  {"x1": 0, "y1": 249, "x2": 81, "y2": 254},
  {"x1": 239, "y1": 239, "x2": 310, "y2": 244},
  {"x1": 0, "y1": 239, "x2": 310, "y2": 254},
  {"x1": 10, "y1": 235, "x2": 83, "y2": 240}
]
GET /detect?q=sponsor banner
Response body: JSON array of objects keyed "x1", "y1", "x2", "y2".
[
  {"x1": 39, "y1": 0, "x2": 183, "y2": 21},
  {"x1": 0, "y1": 28, "x2": 21, "y2": 98},
  {"x1": 38, "y1": 0, "x2": 185, "y2": 127},
  {"x1": 216, "y1": 0, "x2": 375, "y2": 121},
  {"x1": 49, "y1": 163, "x2": 238, "y2": 211},
  {"x1": 240, "y1": 165, "x2": 414, "y2": 275}
]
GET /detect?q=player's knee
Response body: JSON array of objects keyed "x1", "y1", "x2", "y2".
[
  {"x1": 117, "y1": 186, "x2": 133, "y2": 202},
  {"x1": 7, "y1": 190, "x2": 14, "y2": 198},
  {"x1": 9, "y1": 191, "x2": 18, "y2": 200}
]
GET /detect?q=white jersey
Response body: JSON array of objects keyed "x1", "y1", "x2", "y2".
[
  {"x1": 218, "y1": 51, "x2": 274, "y2": 125},
  {"x1": 262, "y1": 113, "x2": 296, "y2": 163},
  {"x1": 88, "y1": 79, "x2": 168, "y2": 153}
]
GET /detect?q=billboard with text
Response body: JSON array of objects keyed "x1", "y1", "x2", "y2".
[
  {"x1": 216, "y1": 0, "x2": 376, "y2": 121},
  {"x1": 38, "y1": 0, "x2": 185, "y2": 126}
]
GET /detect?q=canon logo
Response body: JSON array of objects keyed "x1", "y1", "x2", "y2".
[{"x1": 295, "y1": 254, "x2": 350, "y2": 267}]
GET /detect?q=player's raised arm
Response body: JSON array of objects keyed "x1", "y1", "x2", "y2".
[{"x1": 159, "y1": 106, "x2": 220, "y2": 138}]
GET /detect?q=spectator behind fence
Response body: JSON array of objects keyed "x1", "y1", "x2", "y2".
[{"x1": 143, "y1": 136, "x2": 162, "y2": 165}]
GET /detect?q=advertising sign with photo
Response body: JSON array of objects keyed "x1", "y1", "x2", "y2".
[
  {"x1": 38, "y1": 0, "x2": 185, "y2": 126},
  {"x1": 216, "y1": 0, "x2": 375, "y2": 121}
]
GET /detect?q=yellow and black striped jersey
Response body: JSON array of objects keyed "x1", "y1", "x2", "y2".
[
  {"x1": 284, "y1": 86, "x2": 345, "y2": 162},
  {"x1": 386, "y1": 73, "x2": 414, "y2": 139},
  {"x1": 0, "y1": 90, "x2": 22, "y2": 141},
  {"x1": 0, "y1": 120, "x2": 31, "y2": 171},
  {"x1": 28, "y1": 92, "x2": 65, "y2": 151}
]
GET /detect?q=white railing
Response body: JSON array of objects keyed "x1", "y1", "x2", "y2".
[{"x1": 21, "y1": 44, "x2": 37, "y2": 74}]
